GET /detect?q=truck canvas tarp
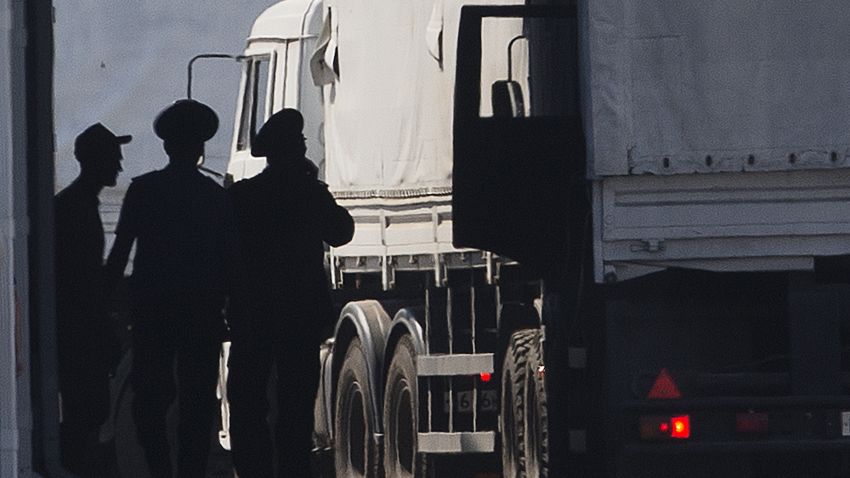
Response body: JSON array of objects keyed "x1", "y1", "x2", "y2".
[
  {"x1": 318, "y1": 0, "x2": 525, "y2": 199},
  {"x1": 583, "y1": 0, "x2": 850, "y2": 281}
]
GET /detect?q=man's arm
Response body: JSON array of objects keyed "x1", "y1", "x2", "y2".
[
  {"x1": 104, "y1": 183, "x2": 139, "y2": 292},
  {"x1": 105, "y1": 232, "x2": 133, "y2": 290},
  {"x1": 313, "y1": 182, "x2": 354, "y2": 247}
]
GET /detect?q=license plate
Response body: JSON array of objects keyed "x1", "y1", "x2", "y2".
[{"x1": 443, "y1": 390, "x2": 498, "y2": 413}]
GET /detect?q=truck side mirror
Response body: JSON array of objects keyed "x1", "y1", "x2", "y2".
[
  {"x1": 186, "y1": 53, "x2": 238, "y2": 99},
  {"x1": 491, "y1": 80, "x2": 525, "y2": 117}
]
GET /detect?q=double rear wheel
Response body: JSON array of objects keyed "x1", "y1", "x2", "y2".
[{"x1": 501, "y1": 329, "x2": 548, "y2": 478}]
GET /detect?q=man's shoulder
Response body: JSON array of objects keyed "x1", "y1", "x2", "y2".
[
  {"x1": 199, "y1": 172, "x2": 226, "y2": 190},
  {"x1": 54, "y1": 189, "x2": 74, "y2": 216},
  {"x1": 54, "y1": 185, "x2": 73, "y2": 204},
  {"x1": 227, "y1": 172, "x2": 269, "y2": 196},
  {"x1": 193, "y1": 173, "x2": 229, "y2": 203},
  {"x1": 129, "y1": 169, "x2": 165, "y2": 188},
  {"x1": 54, "y1": 182, "x2": 89, "y2": 210}
]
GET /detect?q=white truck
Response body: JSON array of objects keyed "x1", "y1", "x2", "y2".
[{"x1": 225, "y1": 0, "x2": 850, "y2": 476}]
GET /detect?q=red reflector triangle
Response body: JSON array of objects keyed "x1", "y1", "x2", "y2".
[{"x1": 647, "y1": 368, "x2": 682, "y2": 400}]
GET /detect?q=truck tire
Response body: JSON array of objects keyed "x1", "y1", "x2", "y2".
[
  {"x1": 383, "y1": 335, "x2": 429, "y2": 478},
  {"x1": 523, "y1": 330, "x2": 548, "y2": 478},
  {"x1": 334, "y1": 338, "x2": 379, "y2": 477},
  {"x1": 501, "y1": 329, "x2": 535, "y2": 477},
  {"x1": 501, "y1": 328, "x2": 549, "y2": 477}
]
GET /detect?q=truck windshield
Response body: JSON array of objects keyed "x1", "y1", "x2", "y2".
[{"x1": 236, "y1": 55, "x2": 272, "y2": 151}]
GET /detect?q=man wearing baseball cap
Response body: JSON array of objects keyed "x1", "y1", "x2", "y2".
[
  {"x1": 106, "y1": 99, "x2": 241, "y2": 478},
  {"x1": 55, "y1": 122, "x2": 130, "y2": 476}
]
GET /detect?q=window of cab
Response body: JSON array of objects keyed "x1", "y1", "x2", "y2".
[{"x1": 236, "y1": 54, "x2": 273, "y2": 151}]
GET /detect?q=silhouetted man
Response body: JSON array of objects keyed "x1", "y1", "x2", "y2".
[
  {"x1": 227, "y1": 109, "x2": 354, "y2": 478},
  {"x1": 55, "y1": 123, "x2": 129, "y2": 476},
  {"x1": 106, "y1": 100, "x2": 238, "y2": 478}
]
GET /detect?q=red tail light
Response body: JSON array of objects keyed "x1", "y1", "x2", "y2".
[
  {"x1": 670, "y1": 415, "x2": 690, "y2": 438},
  {"x1": 647, "y1": 368, "x2": 682, "y2": 400},
  {"x1": 639, "y1": 414, "x2": 691, "y2": 440},
  {"x1": 479, "y1": 372, "x2": 492, "y2": 383}
]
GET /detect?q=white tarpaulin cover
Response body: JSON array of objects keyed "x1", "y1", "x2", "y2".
[
  {"x1": 320, "y1": 0, "x2": 522, "y2": 197},
  {"x1": 584, "y1": 0, "x2": 850, "y2": 177}
]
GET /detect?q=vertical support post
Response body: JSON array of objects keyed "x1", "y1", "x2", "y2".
[
  {"x1": 484, "y1": 252, "x2": 500, "y2": 286},
  {"x1": 330, "y1": 252, "x2": 341, "y2": 289},
  {"x1": 470, "y1": 277, "x2": 478, "y2": 432},
  {"x1": 0, "y1": 2, "x2": 23, "y2": 473},
  {"x1": 425, "y1": 284, "x2": 432, "y2": 432},
  {"x1": 446, "y1": 286, "x2": 453, "y2": 433},
  {"x1": 26, "y1": 0, "x2": 60, "y2": 474},
  {"x1": 433, "y1": 253, "x2": 447, "y2": 288}
]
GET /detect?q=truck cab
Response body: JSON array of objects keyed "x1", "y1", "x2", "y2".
[{"x1": 225, "y1": 0, "x2": 325, "y2": 185}]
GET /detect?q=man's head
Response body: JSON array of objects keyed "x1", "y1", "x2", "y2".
[
  {"x1": 74, "y1": 123, "x2": 131, "y2": 187},
  {"x1": 251, "y1": 108, "x2": 306, "y2": 166},
  {"x1": 154, "y1": 99, "x2": 218, "y2": 164}
]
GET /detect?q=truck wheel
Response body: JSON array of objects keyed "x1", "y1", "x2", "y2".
[
  {"x1": 523, "y1": 330, "x2": 548, "y2": 478},
  {"x1": 335, "y1": 338, "x2": 378, "y2": 477},
  {"x1": 501, "y1": 329, "x2": 536, "y2": 477},
  {"x1": 383, "y1": 335, "x2": 428, "y2": 478}
]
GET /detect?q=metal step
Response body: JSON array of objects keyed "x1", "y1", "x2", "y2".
[
  {"x1": 416, "y1": 353, "x2": 494, "y2": 377},
  {"x1": 417, "y1": 431, "x2": 496, "y2": 454}
]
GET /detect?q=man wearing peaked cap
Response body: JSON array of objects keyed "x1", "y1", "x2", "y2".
[
  {"x1": 154, "y1": 98, "x2": 219, "y2": 146},
  {"x1": 55, "y1": 122, "x2": 129, "y2": 475},
  {"x1": 106, "y1": 99, "x2": 242, "y2": 478},
  {"x1": 227, "y1": 108, "x2": 353, "y2": 478},
  {"x1": 250, "y1": 107, "x2": 305, "y2": 158}
]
